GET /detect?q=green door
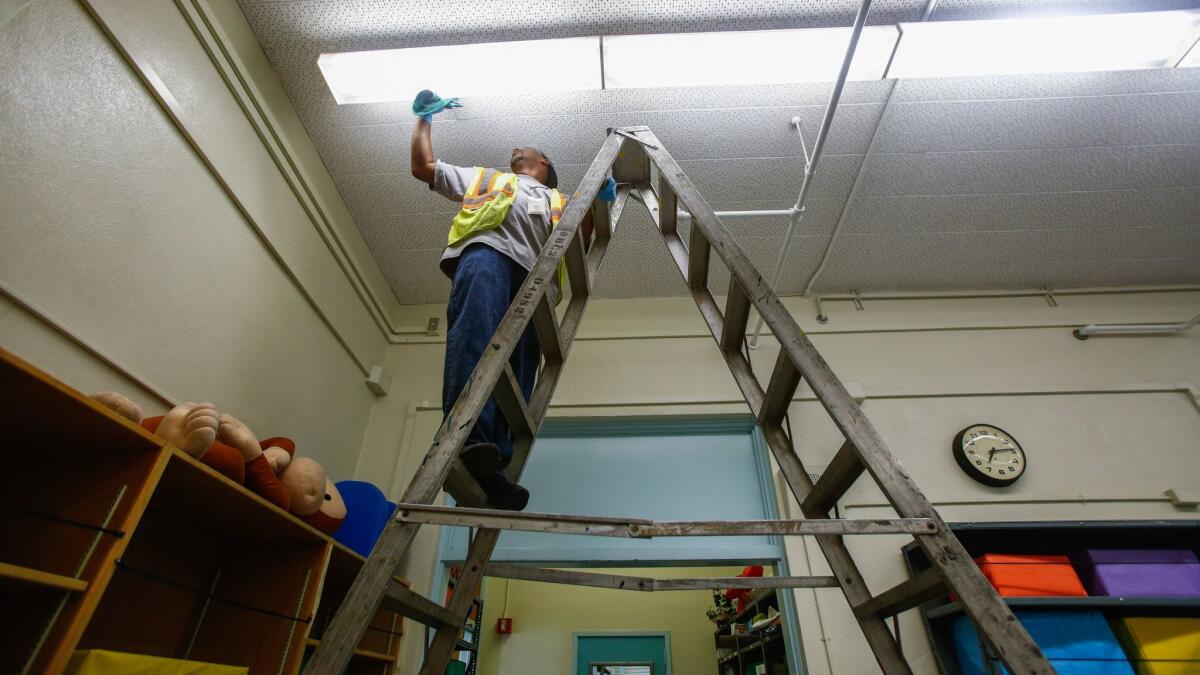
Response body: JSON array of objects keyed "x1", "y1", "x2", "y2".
[{"x1": 577, "y1": 634, "x2": 668, "y2": 675}]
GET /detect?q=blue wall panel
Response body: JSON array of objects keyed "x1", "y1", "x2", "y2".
[{"x1": 444, "y1": 418, "x2": 779, "y2": 564}]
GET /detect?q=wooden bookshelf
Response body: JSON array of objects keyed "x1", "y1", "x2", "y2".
[{"x1": 0, "y1": 346, "x2": 406, "y2": 674}]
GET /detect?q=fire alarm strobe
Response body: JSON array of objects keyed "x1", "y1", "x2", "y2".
[{"x1": 496, "y1": 617, "x2": 513, "y2": 634}]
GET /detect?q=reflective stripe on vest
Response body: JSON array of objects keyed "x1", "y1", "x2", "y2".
[
  {"x1": 446, "y1": 168, "x2": 568, "y2": 303},
  {"x1": 448, "y1": 167, "x2": 519, "y2": 246}
]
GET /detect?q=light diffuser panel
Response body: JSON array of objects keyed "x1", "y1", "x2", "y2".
[
  {"x1": 602, "y1": 27, "x2": 900, "y2": 89},
  {"x1": 889, "y1": 10, "x2": 1200, "y2": 79},
  {"x1": 318, "y1": 38, "x2": 602, "y2": 104}
]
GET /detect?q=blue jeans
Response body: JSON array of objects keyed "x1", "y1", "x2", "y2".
[{"x1": 443, "y1": 244, "x2": 541, "y2": 469}]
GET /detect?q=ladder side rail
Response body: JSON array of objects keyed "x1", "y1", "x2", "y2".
[
  {"x1": 634, "y1": 169, "x2": 910, "y2": 673},
  {"x1": 417, "y1": 133, "x2": 631, "y2": 675},
  {"x1": 758, "y1": 425, "x2": 916, "y2": 675},
  {"x1": 639, "y1": 128, "x2": 1052, "y2": 674},
  {"x1": 635, "y1": 184, "x2": 765, "y2": 414},
  {"x1": 303, "y1": 131, "x2": 628, "y2": 675}
]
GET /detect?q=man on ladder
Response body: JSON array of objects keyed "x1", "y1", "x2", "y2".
[{"x1": 409, "y1": 90, "x2": 614, "y2": 510}]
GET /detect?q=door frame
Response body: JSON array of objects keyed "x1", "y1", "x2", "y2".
[
  {"x1": 573, "y1": 630, "x2": 672, "y2": 675},
  {"x1": 432, "y1": 415, "x2": 809, "y2": 675}
]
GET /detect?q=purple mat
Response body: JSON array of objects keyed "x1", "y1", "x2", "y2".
[{"x1": 1074, "y1": 549, "x2": 1200, "y2": 598}]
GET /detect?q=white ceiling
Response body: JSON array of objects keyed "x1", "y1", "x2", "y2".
[{"x1": 239, "y1": 0, "x2": 1200, "y2": 304}]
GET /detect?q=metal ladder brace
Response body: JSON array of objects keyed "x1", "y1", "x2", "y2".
[{"x1": 303, "y1": 128, "x2": 1054, "y2": 675}]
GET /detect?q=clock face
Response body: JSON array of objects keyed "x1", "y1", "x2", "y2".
[{"x1": 953, "y1": 424, "x2": 1026, "y2": 487}]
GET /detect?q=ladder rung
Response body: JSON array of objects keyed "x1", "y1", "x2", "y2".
[
  {"x1": 854, "y1": 568, "x2": 948, "y2": 619},
  {"x1": 531, "y1": 295, "x2": 565, "y2": 365},
  {"x1": 396, "y1": 503, "x2": 937, "y2": 538},
  {"x1": 720, "y1": 278, "x2": 751, "y2": 354},
  {"x1": 591, "y1": 195, "x2": 612, "y2": 242},
  {"x1": 687, "y1": 229, "x2": 711, "y2": 291},
  {"x1": 493, "y1": 364, "x2": 535, "y2": 441},
  {"x1": 486, "y1": 563, "x2": 839, "y2": 592},
  {"x1": 444, "y1": 463, "x2": 490, "y2": 508},
  {"x1": 802, "y1": 441, "x2": 866, "y2": 515},
  {"x1": 658, "y1": 176, "x2": 678, "y2": 236},
  {"x1": 564, "y1": 230, "x2": 588, "y2": 297},
  {"x1": 662, "y1": 233, "x2": 688, "y2": 275},
  {"x1": 382, "y1": 580, "x2": 460, "y2": 629},
  {"x1": 759, "y1": 351, "x2": 801, "y2": 427}
]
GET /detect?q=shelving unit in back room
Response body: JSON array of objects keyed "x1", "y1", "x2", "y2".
[
  {"x1": 0, "y1": 346, "x2": 408, "y2": 675},
  {"x1": 714, "y1": 587, "x2": 789, "y2": 675}
]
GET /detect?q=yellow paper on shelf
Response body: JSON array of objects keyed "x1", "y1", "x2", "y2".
[
  {"x1": 1116, "y1": 618, "x2": 1200, "y2": 675},
  {"x1": 67, "y1": 650, "x2": 249, "y2": 675}
]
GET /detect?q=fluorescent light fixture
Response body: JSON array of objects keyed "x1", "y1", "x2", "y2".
[
  {"x1": 318, "y1": 37, "x2": 601, "y2": 104},
  {"x1": 601, "y1": 26, "x2": 900, "y2": 89},
  {"x1": 888, "y1": 9, "x2": 1200, "y2": 79}
]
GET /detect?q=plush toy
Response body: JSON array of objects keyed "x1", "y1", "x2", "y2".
[
  {"x1": 278, "y1": 457, "x2": 346, "y2": 535},
  {"x1": 90, "y1": 392, "x2": 346, "y2": 533},
  {"x1": 90, "y1": 393, "x2": 290, "y2": 511}
]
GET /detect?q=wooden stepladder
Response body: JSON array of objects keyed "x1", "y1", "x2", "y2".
[{"x1": 303, "y1": 128, "x2": 1055, "y2": 675}]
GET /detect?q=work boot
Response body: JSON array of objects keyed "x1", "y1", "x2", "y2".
[
  {"x1": 478, "y1": 473, "x2": 530, "y2": 512},
  {"x1": 459, "y1": 443, "x2": 501, "y2": 480}
]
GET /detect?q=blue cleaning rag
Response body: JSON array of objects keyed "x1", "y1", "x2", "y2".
[
  {"x1": 599, "y1": 177, "x2": 617, "y2": 203},
  {"x1": 412, "y1": 89, "x2": 461, "y2": 121}
]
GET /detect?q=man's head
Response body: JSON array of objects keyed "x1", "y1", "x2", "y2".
[{"x1": 510, "y1": 147, "x2": 558, "y2": 188}]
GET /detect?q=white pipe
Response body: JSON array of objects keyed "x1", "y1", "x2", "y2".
[
  {"x1": 1074, "y1": 312, "x2": 1200, "y2": 339},
  {"x1": 747, "y1": 0, "x2": 875, "y2": 349},
  {"x1": 680, "y1": 209, "x2": 795, "y2": 220}
]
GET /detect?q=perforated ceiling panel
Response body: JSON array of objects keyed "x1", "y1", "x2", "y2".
[{"x1": 239, "y1": 0, "x2": 1200, "y2": 303}]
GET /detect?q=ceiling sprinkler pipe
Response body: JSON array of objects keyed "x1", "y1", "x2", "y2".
[
  {"x1": 1073, "y1": 312, "x2": 1200, "y2": 340},
  {"x1": 746, "y1": 0, "x2": 875, "y2": 349},
  {"x1": 679, "y1": 209, "x2": 795, "y2": 220}
]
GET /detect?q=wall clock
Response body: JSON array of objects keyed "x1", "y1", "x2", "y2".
[{"x1": 953, "y1": 424, "x2": 1026, "y2": 487}]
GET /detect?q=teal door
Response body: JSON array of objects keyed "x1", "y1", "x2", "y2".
[{"x1": 576, "y1": 634, "x2": 668, "y2": 675}]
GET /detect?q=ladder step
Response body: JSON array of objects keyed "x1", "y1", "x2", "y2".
[
  {"x1": 395, "y1": 503, "x2": 937, "y2": 538},
  {"x1": 854, "y1": 568, "x2": 948, "y2": 619},
  {"x1": 760, "y1": 351, "x2": 802, "y2": 428},
  {"x1": 485, "y1": 563, "x2": 839, "y2": 592},
  {"x1": 444, "y1": 463, "x2": 490, "y2": 508},
  {"x1": 531, "y1": 295, "x2": 565, "y2": 365},
  {"x1": 382, "y1": 580, "x2": 460, "y2": 629},
  {"x1": 658, "y1": 175, "x2": 679, "y2": 237},
  {"x1": 720, "y1": 277, "x2": 751, "y2": 354},
  {"x1": 564, "y1": 229, "x2": 588, "y2": 298},
  {"x1": 803, "y1": 441, "x2": 866, "y2": 515},
  {"x1": 591, "y1": 194, "x2": 612, "y2": 242},
  {"x1": 493, "y1": 364, "x2": 535, "y2": 441},
  {"x1": 688, "y1": 229, "x2": 711, "y2": 290}
]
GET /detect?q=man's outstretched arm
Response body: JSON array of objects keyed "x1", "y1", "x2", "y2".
[{"x1": 411, "y1": 119, "x2": 435, "y2": 186}]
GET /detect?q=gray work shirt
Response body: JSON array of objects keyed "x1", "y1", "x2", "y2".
[{"x1": 433, "y1": 160, "x2": 559, "y2": 278}]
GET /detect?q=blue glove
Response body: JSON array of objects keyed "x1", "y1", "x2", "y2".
[
  {"x1": 412, "y1": 89, "x2": 462, "y2": 122},
  {"x1": 598, "y1": 177, "x2": 617, "y2": 203}
]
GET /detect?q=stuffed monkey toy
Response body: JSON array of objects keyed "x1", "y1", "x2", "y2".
[
  {"x1": 276, "y1": 457, "x2": 347, "y2": 535},
  {"x1": 90, "y1": 393, "x2": 290, "y2": 510}
]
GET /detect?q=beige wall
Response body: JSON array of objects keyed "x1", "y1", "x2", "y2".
[
  {"x1": 476, "y1": 566, "x2": 745, "y2": 675},
  {"x1": 0, "y1": 0, "x2": 392, "y2": 479},
  {"x1": 366, "y1": 289, "x2": 1200, "y2": 674}
]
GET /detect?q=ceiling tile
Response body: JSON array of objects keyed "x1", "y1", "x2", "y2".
[
  {"x1": 860, "y1": 145, "x2": 1200, "y2": 196},
  {"x1": 877, "y1": 92, "x2": 1200, "y2": 153},
  {"x1": 844, "y1": 188, "x2": 1200, "y2": 233},
  {"x1": 239, "y1": 0, "x2": 1200, "y2": 304}
]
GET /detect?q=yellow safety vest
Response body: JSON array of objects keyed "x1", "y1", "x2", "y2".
[{"x1": 447, "y1": 167, "x2": 568, "y2": 301}]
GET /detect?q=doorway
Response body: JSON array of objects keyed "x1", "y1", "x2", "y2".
[
  {"x1": 436, "y1": 416, "x2": 806, "y2": 674},
  {"x1": 576, "y1": 633, "x2": 669, "y2": 675}
]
